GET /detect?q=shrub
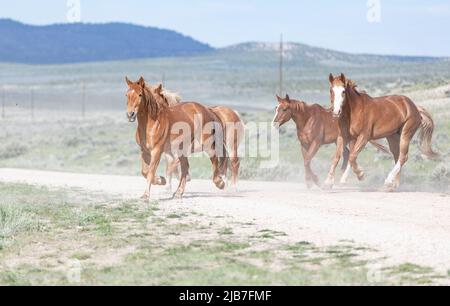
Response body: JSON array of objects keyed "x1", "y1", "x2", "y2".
[{"x1": 0, "y1": 143, "x2": 28, "y2": 160}]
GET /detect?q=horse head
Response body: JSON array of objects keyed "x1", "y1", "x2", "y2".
[
  {"x1": 125, "y1": 76, "x2": 147, "y2": 122},
  {"x1": 272, "y1": 94, "x2": 294, "y2": 128},
  {"x1": 328, "y1": 73, "x2": 348, "y2": 118}
]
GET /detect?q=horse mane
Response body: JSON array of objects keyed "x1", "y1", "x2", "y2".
[
  {"x1": 161, "y1": 89, "x2": 182, "y2": 106},
  {"x1": 291, "y1": 100, "x2": 307, "y2": 113},
  {"x1": 346, "y1": 79, "x2": 367, "y2": 96},
  {"x1": 142, "y1": 84, "x2": 170, "y2": 120}
]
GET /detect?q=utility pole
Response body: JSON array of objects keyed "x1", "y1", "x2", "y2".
[
  {"x1": 30, "y1": 88, "x2": 35, "y2": 121},
  {"x1": 279, "y1": 34, "x2": 284, "y2": 97},
  {"x1": 1, "y1": 87, "x2": 5, "y2": 119},
  {"x1": 82, "y1": 83, "x2": 86, "y2": 119}
]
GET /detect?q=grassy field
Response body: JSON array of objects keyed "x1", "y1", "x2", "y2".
[
  {"x1": 0, "y1": 52, "x2": 449, "y2": 285},
  {"x1": 0, "y1": 86, "x2": 448, "y2": 192},
  {"x1": 1, "y1": 182, "x2": 448, "y2": 286}
]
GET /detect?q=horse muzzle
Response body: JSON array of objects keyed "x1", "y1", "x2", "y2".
[
  {"x1": 332, "y1": 111, "x2": 341, "y2": 119},
  {"x1": 127, "y1": 112, "x2": 137, "y2": 122}
]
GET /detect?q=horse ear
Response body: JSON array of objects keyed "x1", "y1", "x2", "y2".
[
  {"x1": 285, "y1": 94, "x2": 291, "y2": 102},
  {"x1": 125, "y1": 76, "x2": 133, "y2": 87},
  {"x1": 329, "y1": 73, "x2": 334, "y2": 83},
  {"x1": 276, "y1": 95, "x2": 283, "y2": 103},
  {"x1": 155, "y1": 83, "x2": 163, "y2": 95},
  {"x1": 138, "y1": 76, "x2": 145, "y2": 88},
  {"x1": 340, "y1": 73, "x2": 346, "y2": 85}
]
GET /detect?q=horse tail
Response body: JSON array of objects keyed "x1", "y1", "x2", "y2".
[
  {"x1": 417, "y1": 106, "x2": 440, "y2": 159},
  {"x1": 369, "y1": 141, "x2": 391, "y2": 155}
]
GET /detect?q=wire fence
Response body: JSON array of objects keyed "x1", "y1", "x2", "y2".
[{"x1": 0, "y1": 83, "x2": 127, "y2": 120}]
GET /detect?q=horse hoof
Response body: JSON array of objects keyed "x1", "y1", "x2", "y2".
[
  {"x1": 140, "y1": 193, "x2": 149, "y2": 200},
  {"x1": 383, "y1": 179, "x2": 399, "y2": 192},
  {"x1": 186, "y1": 175, "x2": 192, "y2": 182},
  {"x1": 172, "y1": 192, "x2": 183, "y2": 199},
  {"x1": 357, "y1": 172, "x2": 365, "y2": 181},
  {"x1": 322, "y1": 183, "x2": 334, "y2": 191},
  {"x1": 215, "y1": 180, "x2": 226, "y2": 190}
]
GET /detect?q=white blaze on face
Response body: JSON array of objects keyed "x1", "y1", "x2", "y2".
[{"x1": 332, "y1": 86, "x2": 345, "y2": 116}]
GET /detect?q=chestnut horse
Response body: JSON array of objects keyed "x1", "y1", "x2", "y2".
[
  {"x1": 272, "y1": 95, "x2": 389, "y2": 188},
  {"x1": 325, "y1": 73, "x2": 439, "y2": 191},
  {"x1": 210, "y1": 106, "x2": 244, "y2": 187},
  {"x1": 126, "y1": 76, "x2": 226, "y2": 200},
  {"x1": 162, "y1": 101, "x2": 244, "y2": 189}
]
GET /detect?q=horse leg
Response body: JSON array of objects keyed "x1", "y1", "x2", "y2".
[
  {"x1": 301, "y1": 146, "x2": 312, "y2": 188},
  {"x1": 387, "y1": 134, "x2": 400, "y2": 163},
  {"x1": 340, "y1": 145, "x2": 352, "y2": 184},
  {"x1": 173, "y1": 156, "x2": 190, "y2": 199},
  {"x1": 385, "y1": 134, "x2": 401, "y2": 188},
  {"x1": 348, "y1": 135, "x2": 368, "y2": 181},
  {"x1": 140, "y1": 150, "x2": 151, "y2": 199},
  {"x1": 302, "y1": 141, "x2": 321, "y2": 188},
  {"x1": 144, "y1": 148, "x2": 165, "y2": 202},
  {"x1": 165, "y1": 154, "x2": 180, "y2": 193},
  {"x1": 324, "y1": 136, "x2": 345, "y2": 189},
  {"x1": 384, "y1": 121, "x2": 420, "y2": 190},
  {"x1": 230, "y1": 157, "x2": 240, "y2": 187},
  {"x1": 210, "y1": 156, "x2": 226, "y2": 190}
]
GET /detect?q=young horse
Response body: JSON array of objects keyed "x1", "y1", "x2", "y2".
[
  {"x1": 125, "y1": 76, "x2": 226, "y2": 200},
  {"x1": 325, "y1": 73, "x2": 439, "y2": 191},
  {"x1": 272, "y1": 95, "x2": 388, "y2": 188}
]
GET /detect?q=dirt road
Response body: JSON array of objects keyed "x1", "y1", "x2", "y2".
[{"x1": 1, "y1": 168, "x2": 449, "y2": 273}]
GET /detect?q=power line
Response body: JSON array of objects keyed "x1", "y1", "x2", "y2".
[
  {"x1": 1, "y1": 87, "x2": 5, "y2": 119},
  {"x1": 30, "y1": 88, "x2": 35, "y2": 121},
  {"x1": 82, "y1": 83, "x2": 86, "y2": 119},
  {"x1": 279, "y1": 34, "x2": 284, "y2": 97}
]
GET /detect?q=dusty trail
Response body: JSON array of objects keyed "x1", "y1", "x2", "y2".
[{"x1": 0, "y1": 168, "x2": 449, "y2": 273}]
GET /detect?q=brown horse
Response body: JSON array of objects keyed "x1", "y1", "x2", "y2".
[
  {"x1": 272, "y1": 95, "x2": 389, "y2": 188},
  {"x1": 210, "y1": 106, "x2": 244, "y2": 188},
  {"x1": 325, "y1": 73, "x2": 439, "y2": 191},
  {"x1": 161, "y1": 100, "x2": 244, "y2": 189},
  {"x1": 125, "y1": 76, "x2": 226, "y2": 200}
]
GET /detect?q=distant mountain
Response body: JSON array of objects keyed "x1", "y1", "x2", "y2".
[
  {"x1": 0, "y1": 19, "x2": 213, "y2": 64},
  {"x1": 217, "y1": 42, "x2": 443, "y2": 67},
  {"x1": 0, "y1": 20, "x2": 445, "y2": 66}
]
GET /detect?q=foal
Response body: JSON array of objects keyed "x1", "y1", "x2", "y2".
[{"x1": 272, "y1": 95, "x2": 388, "y2": 188}]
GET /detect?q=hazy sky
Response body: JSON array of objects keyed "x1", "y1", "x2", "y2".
[{"x1": 1, "y1": 0, "x2": 449, "y2": 56}]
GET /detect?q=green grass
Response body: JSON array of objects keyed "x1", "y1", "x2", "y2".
[{"x1": 3, "y1": 182, "x2": 447, "y2": 285}]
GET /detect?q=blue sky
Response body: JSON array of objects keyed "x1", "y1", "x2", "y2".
[{"x1": 1, "y1": 0, "x2": 449, "y2": 56}]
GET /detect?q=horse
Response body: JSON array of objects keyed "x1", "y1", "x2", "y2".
[
  {"x1": 272, "y1": 94, "x2": 389, "y2": 188},
  {"x1": 159, "y1": 91, "x2": 244, "y2": 189},
  {"x1": 209, "y1": 106, "x2": 245, "y2": 188},
  {"x1": 158, "y1": 88, "x2": 184, "y2": 190},
  {"x1": 325, "y1": 73, "x2": 439, "y2": 191},
  {"x1": 125, "y1": 76, "x2": 226, "y2": 200}
]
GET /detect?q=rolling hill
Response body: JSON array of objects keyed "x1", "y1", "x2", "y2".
[{"x1": 0, "y1": 19, "x2": 213, "y2": 64}]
